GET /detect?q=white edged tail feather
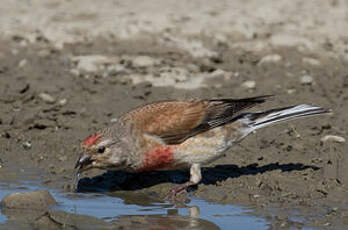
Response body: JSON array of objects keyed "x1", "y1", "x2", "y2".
[{"x1": 244, "y1": 104, "x2": 329, "y2": 130}]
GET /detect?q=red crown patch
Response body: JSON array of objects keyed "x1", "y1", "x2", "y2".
[{"x1": 83, "y1": 133, "x2": 101, "y2": 147}]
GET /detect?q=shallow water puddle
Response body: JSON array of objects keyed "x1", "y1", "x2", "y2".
[
  {"x1": 58, "y1": 193, "x2": 268, "y2": 229},
  {"x1": 0, "y1": 181, "x2": 269, "y2": 229}
]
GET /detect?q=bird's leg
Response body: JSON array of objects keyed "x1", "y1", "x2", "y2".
[{"x1": 165, "y1": 163, "x2": 201, "y2": 201}]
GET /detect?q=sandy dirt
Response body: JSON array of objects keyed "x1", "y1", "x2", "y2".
[{"x1": 1, "y1": 0, "x2": 348, "y2": 229}]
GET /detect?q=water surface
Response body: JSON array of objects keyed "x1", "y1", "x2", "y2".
[{"x1": 0, "y1": 180, "x2": 268, "y2": 229}]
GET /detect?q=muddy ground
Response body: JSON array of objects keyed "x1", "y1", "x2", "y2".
[
  {"x1": 0, "y1": 34, "x2": 347, "y2": 228},
  {"x1": 1, "y1": 0, "x2": 348, "y2": 229}
]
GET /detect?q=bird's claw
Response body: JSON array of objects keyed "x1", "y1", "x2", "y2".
[
  {"x1": 164, "y1": 187, "x2": 187, "y2": 203},
  {"x1": 164, "y1": 182, "x2": 195, "y2": 203}
]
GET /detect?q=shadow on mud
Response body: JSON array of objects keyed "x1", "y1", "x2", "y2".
[{"x1": 76, "y1": 162, "x2": 320, "y2": 193}]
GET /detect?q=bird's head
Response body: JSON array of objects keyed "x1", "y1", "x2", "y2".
[{"x1": 75, "y1": 131, "x2": 127, "y2": 173}]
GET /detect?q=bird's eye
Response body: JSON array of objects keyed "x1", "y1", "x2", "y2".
[{"x1": 97, "y1": 146, "x2": 106, "y2": 154}]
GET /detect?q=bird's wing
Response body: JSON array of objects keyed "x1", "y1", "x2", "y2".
[{"x1": 120, "y1": 96, "x2": 272, "y2": 145}]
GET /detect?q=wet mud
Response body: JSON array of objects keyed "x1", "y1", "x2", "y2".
[{"x1": 0, "y1": 33, "x2": 347, "y2": 229}]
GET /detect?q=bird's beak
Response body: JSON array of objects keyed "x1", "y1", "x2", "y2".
[{"x1": 75, "y1": 154, "x2": 93, "y2": 172}]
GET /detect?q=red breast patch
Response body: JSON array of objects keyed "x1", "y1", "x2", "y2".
[
  {"x1": 139, "y1": 146, "x2": 175, "y2": 171},
  {"x1": 83, "y1": 133, "x2": 101, "y2": 147}
]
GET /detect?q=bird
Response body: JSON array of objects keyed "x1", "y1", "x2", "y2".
[{"x1": 75, "y1": 95, "x2": 329, "y2": 200}]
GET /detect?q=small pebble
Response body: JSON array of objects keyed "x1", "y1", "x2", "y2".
[
  {"x1": 186, "y1": 63, "x2": 200, "y2": 73},
  {"x1": 300, "y1": 75, "x2": 313, "y2": 85},
  {"x1": 72, "y1": 55, "x2": 114, "y2": 73},
  {"x1": 287, "y1": 89, "x2": 296, "y2": 94},
  {"x1": 242, "y1": 80, "x2": 256, "y2": 89},
  {"x1": 110, "y1": 118, "x2": 118, "y2": 123},
  {"x1": 214, "y1": 83, "x2": 223, "y2": 88},
  {"x1": 320, "y1": 135, "x2": 346, "y2": 143},
  {"x1": 39, "y1": 93, "x2": 56, "y2": 104},
  {"x1": 210, "y1": 69, "x2": 225, "y2": 78},
  {"x1": 18, "y1": 59, "x2": 27, "y2": 68},
  {"x1": 132, "y1": 56, "x2": 157, "y2": 68},
  {"x1": 302, "y1": 57, "x2": 320, "y2": 66},
  {"x1": 38, "y1": 49, "x2": 51, "y2": 57},
  {"x1": 19, "y1": 40, "x2": 27, "y2": 47},
  {"x1": 23, "y1": 141, "x2": 32, "y2": 150},
  {"x1": 70, "y1": 68, "x2": 80, "y2": 77},
  {"x1": 258, "y1": 54, "x2": 282, "y2": 65},
  {"x1": 214, "y1": 33, "x2": 228, "y2": 44},
  {"x1": 106, "y1": 64, "x2": 126, "y2": 75},
  {"x1": 58, "y1": 98, "x2": 67, "y2": 106},
  {"x1": 54, "y1": 42, "x2": 64, "y2": 50},
  {"x1": 58, "y1": 155, "x2": 68, "y2": 161}
]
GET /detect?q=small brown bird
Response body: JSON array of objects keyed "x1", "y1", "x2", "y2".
[{"x1": 75, "y1": 96, "x2": 329, "y2": 200}]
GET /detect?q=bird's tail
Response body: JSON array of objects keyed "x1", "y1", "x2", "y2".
[{"x1": 243, "y1": 104, "x2": 330, "y2": 130}]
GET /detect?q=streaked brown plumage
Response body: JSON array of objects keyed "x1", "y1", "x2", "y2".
[{"x1": 75, "y1": 96, "x2": 329, "y2": 201}]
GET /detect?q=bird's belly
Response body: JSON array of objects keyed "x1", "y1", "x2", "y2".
[{"x1": 173, "y1": 127, "x2": 232, "y2": 166}]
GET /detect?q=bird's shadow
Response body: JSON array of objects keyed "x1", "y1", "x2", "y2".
[{"x1": 76, "y1": 162, "x2": 319, "y2": 193}]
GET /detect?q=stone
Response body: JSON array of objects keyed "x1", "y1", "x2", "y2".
[
  {"x1": 302, "y1": 57, "x2": 320, "y2": 66},
  {"x1": 132, "y1": 55, "x2": 157, "y2": 68},
  {"x1": 287, "y1": 89, "x2": 296, "y2": 94},
  {"x1": 258, "y1": 54, "x2": 282, "y2": 65},
  {"x1": 18, "y1": 59, "x2": 27, "y2": 68},
  {"x1": 210, "y1": 69, "x2": 226, "y2": 78},
  {"x1": 214, "y1": 33, "x2": 228, "y2": 45},
  {"x1": 58, "y1": 155, "x2": 67, "y2": 161},
  {"x1": 70, "y1": 68, "x2": 80, "y2": 76},
  {"x1": 186, "y1": 63, "x2": 200, "y2": 73},
  {"x1": 37, "y1": 49, "x2": 51, "y2": 58},
  {"x1": 38, "y1": 93, "x2": 56, "y2": 104},
  {"x1": 106, "y1": 64, "x2": 127, "y2": 75},
  {"x1": 321, "y1": 135, "x2": 346, "y2": 143},
  {"x1": 300, "y1": 75, "x2": 313, "y2": 85},
  {"x1": 127, "y1": 67, "x2": 214, "y2": 89},
  {"x1": 19, "y1": 40, "x2": 27, "y2": 47},
  {"x1": 72, "y1": 55, "x2": 118, "y2": 73},
  {"x1": 1, "y1": 190, "x2": 57, "y2": 210},
  {"x1": 58, "y1": 98, "x2": 67, "y2": 106},
  {"x1": 270, "y1": 34, "x2": 314, "y2": 50},
  {"x1": 22, "y1": 141, "x2": 32, "y2": 150},
  {"x1": 110, "y1": 118, "x2": 118, "y2": 123},
  {"x1": 242, "y1": 80, "x2": 256, "y2": 89}
]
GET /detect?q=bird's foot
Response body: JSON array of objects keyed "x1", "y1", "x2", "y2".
[
  {"x1": 165, "y1": 187, "x2": 186, "y2": 202},
  {"x1": 164, "y1": 181, "x2": 194, "y2": 203}
]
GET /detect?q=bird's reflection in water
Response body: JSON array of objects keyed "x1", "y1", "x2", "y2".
[{"x1": 188, "y1": 206, "x2": 200, "y2": 228}]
